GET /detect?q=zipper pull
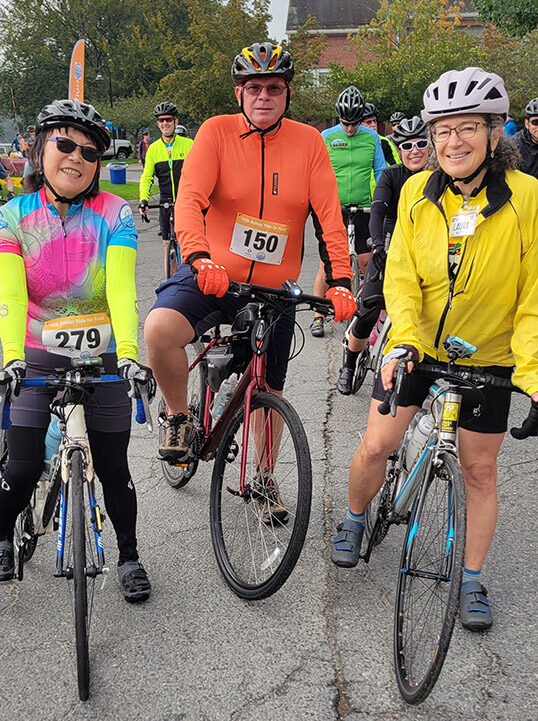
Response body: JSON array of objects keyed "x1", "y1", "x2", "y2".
[
  {"x1": 61, "y1": 220, "x2": 67, "y2": 237},
  {"x1": 448, "y1": 278, "x2": 455, "y2": 309}
]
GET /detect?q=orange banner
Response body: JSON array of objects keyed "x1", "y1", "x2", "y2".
[{"x1": 68, "y1": 39, "x2": 85, "y2": 101}]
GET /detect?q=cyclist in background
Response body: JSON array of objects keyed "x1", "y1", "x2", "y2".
[
  {"x1": 144, "y1": 42, "x2": 355, "y2": 463},
  {"x1": 337, "y1": 116, "x2": 429, "y2": 394},
  {"x1": 0, "y1": 162, "x2": 15, "y2": 200},
  {"x1": 175, "y1": 124, "x2": 188, "y2": 137},
  {"x1": 330, "y1": 68, "x2": 538, "y2": 633},
  {"x1": 310, "y1": 86, "x2": 385, "y2": 338},
  {"x1": 139, "y1": 102, "x2": 193, "y2": 252},
  {"x1": 387, "y1": 111, "x2": 405, "y2": 143},
  {"x1": 0, "y1": 100, "x2": 154, "y2": 601},
  {"x1": 361, "y1": 103, "x2": 400, "y2": 167},
  {"x1": 514, "y1": 98, "x2": 538, "y2": 179}
]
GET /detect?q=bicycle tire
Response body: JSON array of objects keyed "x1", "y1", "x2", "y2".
[
  {"x1": 350, "y1": 253, "x2": 361, "y2": 298},
  {"x1": 70, "y1": 450, "x2": 90, "y2": 702},
  {"x1": 210, "y1": 392, "x2": 312, "y2": 600},
  {"x1": 159, "y1": 340, "x2": 206, "y2": 488},
  {"x1": 394, "y1": 452, "x2": 465, "y2": 704},
  {"x1": 352, "y1": 345, "x2": 370, "y2": 393},
  {"x1": 165, "y1": 237, "x2": 179, "y2": 280}
]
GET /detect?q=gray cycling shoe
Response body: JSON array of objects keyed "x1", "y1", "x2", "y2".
[
  {"x1": 459, "y1": 581, "x2": 492, "y2": 631},
  {"x1": 118, "y1": 560, "x2": 151, "y2": 603},
  {"x1": 331, "y1": 519, "x2": 364, "y2": 568},
  {"x1": 0, "y1": 539, "x2": 15, "y2": 581}
]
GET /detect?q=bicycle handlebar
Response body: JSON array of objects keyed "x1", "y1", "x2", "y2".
[{"x1": 227, "y1": 280, "x2": 334, "y2": 316}]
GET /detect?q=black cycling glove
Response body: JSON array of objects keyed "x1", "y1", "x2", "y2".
[
  {"x1": 370, "y1": 243, "x2": 387, "y2": 273},
  {"x1": 510, "y1": 399, "x2": 538, "y2": 440},
  {"x1": 118, "y1": 359, "x2": 156, "y2": 401}
]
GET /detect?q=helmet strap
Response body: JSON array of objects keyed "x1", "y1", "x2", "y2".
[
  {"x1": 449, "y1": 138, "x2": 492, "y2": 185},
  {"x1": 238, "y1": 85, "x2": 290, "y2": 139},
  {"x1": 41, "y1": 151, "x2": 100, "y2": 206}
]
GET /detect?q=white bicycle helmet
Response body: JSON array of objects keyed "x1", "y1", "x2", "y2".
[
  {"x1": 421, "y1": 67, "x2": 509, "y2": 122},
  {"x1": 525, "y1": 98, "x2": 538, "y2": 118}
]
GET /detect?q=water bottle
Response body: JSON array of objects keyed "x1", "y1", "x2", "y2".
[
  {"x1": 404, "y1": 412, "x2": 434, "y2": 471},
  {"x1": 33, "y1": 417, "x2": 62, "y2": 535},
  {"x1": 211, "y1": 373, "x2": 239, "y2": 421}
]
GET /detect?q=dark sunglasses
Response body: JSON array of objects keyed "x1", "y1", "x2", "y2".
[
  {"x1": 47, "y1": 136, "x2": 100, "y2": 162},
  {"x1": 340, "y1": 120, "x2": 359, "y2": 127},
  {"x1": 528, "y1": 118, "x2": 538, "y2": 126},
  {"x1": 157, "y1": 116, "x2": 175, "y2": 123},
  {"x1": 399, "y1": 139, "x2": 429, "y2": 151}
]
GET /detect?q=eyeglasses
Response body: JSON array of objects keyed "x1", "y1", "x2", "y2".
[
  {"x1": 431, "y1": 121, "x2": 487, "y2": 143},
  {"x1": 157, "y1": 117, "x2": 175, "y2": 123},
  {"x1": 243, "y1": 83, "x2": 287, "y2": 96},
  {"x1": 340, "y1": 120, "x2": 359, "y2": 128},
  {"x1": 47, "y1": 136, "x2": 100, "y2": 162},
  {"x1": 399, "y1": 139, "x2": 429, "y2": 151},
  {"x1": 528, "y1": 118, "x2": 538, "y2": 126}
]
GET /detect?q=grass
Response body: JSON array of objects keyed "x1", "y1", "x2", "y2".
[{"x1": 99, "y1": 179, "x2": 140, "y2": 200}]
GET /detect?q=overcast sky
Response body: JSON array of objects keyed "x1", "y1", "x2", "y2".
[{"x1": 268, "y1": 0, "x2": 289, "y2": 41}]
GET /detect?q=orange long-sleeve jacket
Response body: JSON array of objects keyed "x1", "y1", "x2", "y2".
[{"x1": 175, "y1": 114, "x2": 352, "y2": 289}]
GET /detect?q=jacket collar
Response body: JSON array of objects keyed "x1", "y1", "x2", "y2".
[{"x1": 423, "y1": 168, "x2": 512, "y2": 218}]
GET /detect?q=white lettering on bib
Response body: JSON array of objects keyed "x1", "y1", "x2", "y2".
[
  {"x1": 230, "y1": 213, "x2": 289, "y2": 265},
  {"x1": 42, "y1": 313, "x2": 111, "y2": 358},
  {"x1": 449, "y1": 205, "x2": 480, "y2": 238}
]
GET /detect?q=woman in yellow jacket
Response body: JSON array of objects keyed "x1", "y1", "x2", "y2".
[{"x1": 330, "y1": 68, "x2": 538, "y2": 631}]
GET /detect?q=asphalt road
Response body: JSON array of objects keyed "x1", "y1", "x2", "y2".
[{"x1": 1, "y1": 211, "x2": 536, "y2": 721}]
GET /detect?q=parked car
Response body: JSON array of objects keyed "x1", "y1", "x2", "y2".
[{"x1": 102, "y1": 138, "x2": 132, "y2": 159}]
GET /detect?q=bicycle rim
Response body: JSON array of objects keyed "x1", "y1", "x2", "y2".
[
  {"x1": 350, "y1": 253, "x2": 361, "y2": 298},
  {"x1": 394, "y1": 452, "x2": 465, "y2": 704},
  {"x1": 210, "y1": 392, "x2": 312, "y2": 600},
  {"x1": 67, "y1": 450, "x2": 93, "y2": 702},
  {"x1": 352, "y1": 346, "x2": 370, "y2": 393},
  {"x1": 159, "y1": 341, "x2": 206, "y2": 488}
]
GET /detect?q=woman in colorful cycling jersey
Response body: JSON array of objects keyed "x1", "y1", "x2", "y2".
[
  {"x1": 337, "y1": 116, "x2": 430, "y2": 394},
  {"x1": 331, "y1": 68, "x2": 538, "y2": 631},
  {"x1": 0, "y1": 100, "x2": 154, "y2": 601}
]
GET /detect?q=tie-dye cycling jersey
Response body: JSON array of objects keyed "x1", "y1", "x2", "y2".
[{"x1": 0, "y1": 187, "x2": 137, "y2": 352}]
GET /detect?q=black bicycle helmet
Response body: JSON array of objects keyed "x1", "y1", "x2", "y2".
[
  {"x1": 362, "y1": 102, "x2": 379, "y2": 120},
  {"x1": 232, "y1": 42, "x2": 294, "y2": 84},
  {"x1": 390, "y1": 111, "x2": 406, "y2": 125},
  {"x1": 525, "y1": 97, "x2": 538, "y2": 118},
  {"x1": 154, "y1": 101, "x2": 178, "y2": 118},
  {"x1": 336, "y1": 86, "x2": 365, "y2": 123},
  {"x1": 37, "y1": 99, "x2": 110, "y2": 152},
  {"x1": 175, "y1": 124, "x2": 188, "y2": 136},
  {"x1": 391, "y1": 116, "x2": 428, "y2": 144}
]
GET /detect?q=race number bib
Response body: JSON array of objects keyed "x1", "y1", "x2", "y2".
[
  {"x1": 449, "y1": 205, "x2": 480, "y2": 237},
  {"x1": 42, "y1": 313, "x2": 111, "y2": 358},
  {"x1": 230, "y1": 213, "x2": 289, "y2": 265}
]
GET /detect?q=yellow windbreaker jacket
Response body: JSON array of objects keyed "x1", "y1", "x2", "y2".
[{"x1": 384, "y1": 168, "x2": 538, "y2": 395}]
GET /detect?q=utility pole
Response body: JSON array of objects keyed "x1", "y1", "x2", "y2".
[{"x1": 9, "y1": 83, "x2": 20, "y2": 134}]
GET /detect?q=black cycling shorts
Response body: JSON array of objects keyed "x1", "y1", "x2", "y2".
[
  {"x1": 342, "y1": 208, "x2": 371, "y2": 255},
  {"x1": 372, "y1": 355, "x2": 513, "y2": 434},
  {"x1": 151, "y1": 265, "x2": 296, "y2": 391}
]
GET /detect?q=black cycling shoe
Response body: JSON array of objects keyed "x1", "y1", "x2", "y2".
[
  {"x1": 310, "y1": 316, "x2": 325, "y2": 338},
  {"x1": 0, "y1": 539, "x2": 15, "y2": 581},
  {"x1": 459, "y1": 581, "x2": 492, "y2": 631},
  {"x1": 337, "y1": 366, "x2": 355, "y2": 395},
  {"x1": 118, "y1": 560, "x2": 151, "y2": 603}
]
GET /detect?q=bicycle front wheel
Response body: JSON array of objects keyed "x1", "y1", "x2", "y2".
[
  {"x1": 210, "y1": 392, "x2": 312, "y2": 600},
  {"x1": 159, "y1": 340, "x2": 206, "y2": 488},
  {"x1": 394, "y1": 452, "x2": 465, "y2": 704},
  {"x1": 350, "y1": 252, "x2": 361, "y2": 298},
  {"x1": 69, "y1": 450, "x2": 91, "y2": 701}
]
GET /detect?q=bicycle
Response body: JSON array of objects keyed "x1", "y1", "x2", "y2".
[
  {"x1": 0, "y1": 359, "x2": 152, "y2": 701},
  {"x1": 159, "y1": 279, "x2": 333, "y2": 600},
  {"x1": 361, "y1": 335, "x2": 521, "y2": 704},
  {"x1": 141, "y1": 201, "x2": 179, "y2": 280},
  {"x1": 341, "y1": 204, "x2": 369, "y2": 297},
  {"x1": 343, "y1": 310, "x2": 391, "y2": 394}
]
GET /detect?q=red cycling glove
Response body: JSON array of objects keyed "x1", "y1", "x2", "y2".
[
  {"x1": 326, "y1": 286, "x2": 356, "y2": 322},
  {"x1": 191, "y1": 258, "x2": 229, "y2": 298}
]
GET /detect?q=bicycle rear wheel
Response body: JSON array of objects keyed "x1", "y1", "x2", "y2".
[
  {"x1": 159, "y1": 340, "x2": 206, "y2": 488},
  {"x1": 210, "y1": 392, "x2": 312, "y2": 600},
  {"x1": 394, "y1": 452, "x2": 465, "y2": 704},
  {"x1": 68, "y1": 450, "x2": 91, "y2": 701}
]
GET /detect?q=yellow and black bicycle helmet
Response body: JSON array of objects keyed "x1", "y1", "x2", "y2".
[{"x1": 232, "y1": 42, "x2": 294, "y2": 85}]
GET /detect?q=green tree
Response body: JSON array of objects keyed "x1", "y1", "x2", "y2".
[
  {"x1": 105, "y1": 92, "x2": 157, "y2": 144},
  {"x1": 328, "y1": 0, "x2": 484, "y2": 120},
  {"x1": 160, "y1": 0, "x2": 271, "y2": 122},
  {"x1": 473, "y1": 0, "x2": 538, "y2": 38}
]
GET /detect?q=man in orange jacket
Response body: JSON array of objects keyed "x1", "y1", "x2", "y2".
[{"x1": 144, "y1": 42, "x2": 355, "y2": 463}]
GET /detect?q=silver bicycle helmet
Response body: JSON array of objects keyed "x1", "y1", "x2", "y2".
[
  {"x1": 391, "y1": 116, "x2": 428, "y2": 144},
  {"x1": 390, "y1": 111, "x2": 405, "y2": 125},
  {"x1": 336, "y1": 86, "x2": 365, "y2": 123},
  {"x1": 231, "y1": 43, "x2": 294, "y2": 84},
  {"x1": 154, "y1": 101, "x2": 178, "y2": 118},
  {"x1": 37, "y1": 99, "x2": 110, "y2": 152},
  {"x1": 362, "y1": 102, "x2": 379, "y2": 120},
  {"x1": 525, "y1": 97, "x2": 538, "y2": 118},
  {"x1": 421, "y1": 67, "x2": 509, "y2": 122},
  {"x1": 174, "y1": 124, "x2": 188, "y2": 136}
]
